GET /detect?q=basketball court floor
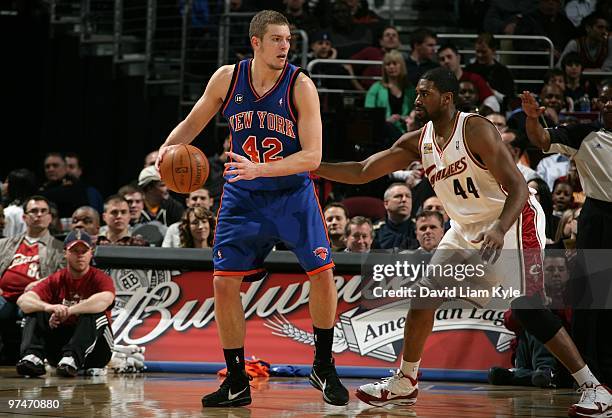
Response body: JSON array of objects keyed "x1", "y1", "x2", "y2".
[{"x1": 0, "y1": 367, "x2": 577, "y2": 417}]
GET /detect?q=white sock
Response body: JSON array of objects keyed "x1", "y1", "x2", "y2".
[
  {"x1": 572, "y1": 365, "x2": 600, "y2": 387},
  {"x1": 400, "y1": 358, "x2": 420, "y2": 380}
]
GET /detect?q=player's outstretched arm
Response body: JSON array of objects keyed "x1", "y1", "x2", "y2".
[
  {"x1": 315, "y1": 130, "x2": 422, "y2": 184},
  {"x1": 466, "y1": 116, "x2": 528, "y2": 262},
  {"x1": 520, "y1": 90, "x2": 552, "y2": 151},
  {"x1": 156, "y1": 65, "x2": 234, "y2": 169}
]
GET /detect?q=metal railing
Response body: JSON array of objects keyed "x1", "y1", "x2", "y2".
[{"x1": 438, "y1": 34, "x2": 555, "y2": 87}]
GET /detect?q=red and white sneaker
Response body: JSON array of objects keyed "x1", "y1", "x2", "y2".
[
  {"x1": 355, "y1": 370, "x2": 418, "y2": 407},
  {"x1": 568, "y1": 383, "x2": 612, "y2": 418}
]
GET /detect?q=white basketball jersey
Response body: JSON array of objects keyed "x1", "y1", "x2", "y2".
[{"x1": 420, "y1": 112, "x2": 506, "y2": 225}]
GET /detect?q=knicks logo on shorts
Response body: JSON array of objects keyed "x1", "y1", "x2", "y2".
[
  {"x1": 216, "y1": 249, "x2": 223, "y2": 259},
  {"x1": 313, "y1": 247, "x2": 328, "y2": 261}
]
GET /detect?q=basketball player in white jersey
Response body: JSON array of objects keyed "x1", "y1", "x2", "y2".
[{"x1": 316, "y1": 68, "x2": 611, "y2": 417}]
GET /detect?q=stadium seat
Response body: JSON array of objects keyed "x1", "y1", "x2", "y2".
[{"x1": 341, "y1": 196, "x2": 386, "y2": 221}]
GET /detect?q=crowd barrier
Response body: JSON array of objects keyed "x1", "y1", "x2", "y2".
[{"x1": 95, "y1": 246, "x2": 514, "y2": 381}]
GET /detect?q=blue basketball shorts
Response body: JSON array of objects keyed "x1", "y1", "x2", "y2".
[{"x1": 212, "y1": 181, "x2": 334, "y2": 281}]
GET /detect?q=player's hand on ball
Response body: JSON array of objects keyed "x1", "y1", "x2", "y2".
[
  {"x1": 471, "y1": 222, "x2": 505, "y2": 264},
  {"x1": 155, "y1": 144, "x2": 180, "y2": 172},
  {"x1": 224, "y1": 151, "x2": 261, "y2": 182},
  {"x1": 519, "y1": 91, "x2": 545, "y2": 119}
]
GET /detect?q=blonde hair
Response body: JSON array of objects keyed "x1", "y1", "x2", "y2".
[
  {"x1": 382, "y1": 50, "x2": 410, "y2": 91},
  {"x1": 554, "y1": 209, "x2": 575, "y2": 243},
  {"x1": 249, "y1": 10, "x2": 289, "y2": 39}
]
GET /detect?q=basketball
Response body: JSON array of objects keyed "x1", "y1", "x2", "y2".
[{"x1": 159, "y1": 144, "x2": 209, "y2": 193}]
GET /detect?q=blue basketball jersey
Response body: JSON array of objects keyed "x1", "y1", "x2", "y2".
[{"x1": 221, "y1": 59, "x2": 310, "y2": 191}]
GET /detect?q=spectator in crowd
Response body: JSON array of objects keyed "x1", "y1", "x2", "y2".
[
  {"x1": 486, "y1": 112, "x2": 508, "y2": 133},
  {"x1": 372, "y1": 183, "x2": 418, "y2": 250},
  {"x1": 559, "y1": 12, "x2": 612, "y2": 70},
  {"x1": 509, "y1": 84, "x2": 564, "y2": 133},
  {"x1": 64, "y1": 153, "x2": 104, "y2": 214},
  {"x1": 422, "y1": 195, "x2": 450, "y2": 232},
  {"x1": 527, "y1": 178, "x2": 556, "y2": 242},
  {"x1": 406, "y1": 28, "x2": 439, "y2": 86},
  {"x1": 349, "y1": 26, "x2": 403, "y2": 91},
  {"x1": 514, "y1": 0, "x2": 577, "y2": 61},
  {"x1": 544, "y1": 68, "x2": 574, "y2": 111},
  {"x1": 144, "y1": 150, "x2": 158, "y2": 168},
  {"x1": 365, "y1": 50, "x2": 416, "y2": 135},
  {"x1": 283, "y1": 0, "x2": 318, "y2": 34},
  {"x1": 483, "y1": 0, "x2": 537, "y2": 34},
  {"x1": 0, "y1": 196, "x2": 65, "y2": 362},
  {"x1": 47, "y1": 202, "x2": 63, "y2": 236},
  {"x1": 345, "y1": 0, "x2": 382, "y2": 26},
  {"x1": 414, "y1": 210, "x2": 445, "y2": 253},
  {"x1": 205, "y1": 136, "x2": 230, "y2": 212},
  {"x1": 488, "y1": 253, "x2": 573, "y2": 388},
  {"x1": 556, "y1": 159, "x2": 586, "y2": 206},
  {"x1": 344, "y1": 216, "x2": 374, "y2": 253},
  {"x1": 39, "y1": 153, "x2": 89, "y2": 219},
  {"x1": 117, "y1": 184, "x2": 145, "y2": 228},
  {"x1": 163, "y1": 187, "x2": 214, "y2": 248},
  {"x1": 565, "y1": 0, "x2": 596, "y2": 27},
  {"x1": 465, "y1": 33, "x2": 515, "y2": 109},
  {"x1": 307, "y1": 30, "x2": 353, "y2": 102},
  {"x1": 69, "y1": 206, "x2": 100, "y2": 240},
  {"x1": 457, "y1": 80, "x2": 489, "y2": 114},
  {"x1": 551, "y1": 207, "x2": 581, "y2": 248},
  {"x1": 322, "y1": 0, "x2": 372, "y2": 58},
  {"x1": 323, "y1": 203, "x2": 349, "y2": 252},
  {"x1": 501, "y1": 129, "x2": 542, "y2": 182},
  {"x1": 536, "y1": 152, "x2": 571, "y2": 191},
  {"x1": 15, "y1": 230, "x2": 115, "y2": 377},
  {"x1": 560, "y1": 52, "x2": 599, "y2": 103},
  {"x1": 1, "y1": 169, "x2": 38, "y2": 238},
  {"x1": 137, "y1": 166, "x2": 184, "y2": 226},
  {"x1": 552, "y1": 179, "x2": 574, "y2": 217},
  {"x1": 96, "y1": 195, "x2": 148, "y2": 247},
  {"x1": 179, "y1": 207, "x2": 216, "y2": 248},
  {"x1": 438, "y1": 43, "x2": 500, "y2": 112}
]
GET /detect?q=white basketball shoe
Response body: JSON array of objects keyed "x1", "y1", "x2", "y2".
[
  {"x1": 355, "y1": 370, "x2": 418, "y2": 407},
  {"x1": 568, "y1": 383, "x2": 612, "y2": 417}
]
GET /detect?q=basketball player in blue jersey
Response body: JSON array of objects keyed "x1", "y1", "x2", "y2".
[
  {"x1": 155, "y1": 10, "x2": 348, "y2": 408},
  {"x1": 316, "y1": 68, "x2": 611, "y2": 417}
]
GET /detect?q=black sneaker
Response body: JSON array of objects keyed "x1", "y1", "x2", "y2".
[
  {"x1": 309, "y1": 359, "x2": 349, "y2": 406},
  {"x1": 56, "y1": 356, "x2": 78, "y2": 377},
  {"x1": 487, "y1": 367, "x2": 515, "y2": 385},
  {"x1": 532, "y1": 368, "x2": 555, "y2": 388},
  {"x1": 16, "y1": 354, "x2": 45, "y2": 377},
  {"x1": 201, "y1": 370, "x2": 252, "y2": 407}
]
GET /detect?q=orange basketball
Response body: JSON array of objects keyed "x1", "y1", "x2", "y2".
[{"x1": 159, "y1": 144, "x2": 209, "y2": 193}]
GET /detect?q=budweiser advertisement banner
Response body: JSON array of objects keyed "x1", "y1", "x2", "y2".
[{"x1": 106, "y1": 268, "x2": 513, "y2": 370}]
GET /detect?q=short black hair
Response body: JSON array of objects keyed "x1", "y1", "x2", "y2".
[
  {"x1": 410, "y1": 28, "x2": 436, "y2": 48},
  {"x1": 582, "y1": 11, "x2": 606, "y2": 29},
  {"x1": 420, "y1": 67, "x2": 460, "y2": 101},
  {"x1": 437, "y1": 42, "x2": 459, "y2": 56},
  {"x1": 561, "y1": 52, "x2": 582, "y2": 69},
  {"x1": 543, "y1": 68, "x2": 564, "y2": 84}
]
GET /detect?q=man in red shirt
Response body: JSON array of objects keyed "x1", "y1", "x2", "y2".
[{"x1": 16, "y1": 230, "x2": 115, "y2": 377}]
